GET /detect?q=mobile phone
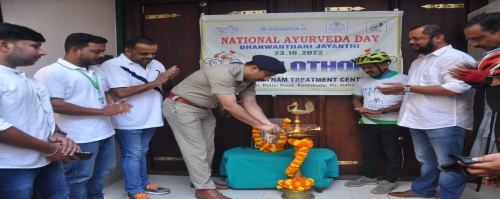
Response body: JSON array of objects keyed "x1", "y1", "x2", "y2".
[
  {"x1": 448, "y1": 154, "x2": 479, "y2": 165},
  {"x1": 75, "y1": 152, "x2": 94, "y2": 160}
]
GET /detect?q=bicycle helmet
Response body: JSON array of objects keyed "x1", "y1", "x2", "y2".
[
  {"x1": 351, "y1": 51, "x2": 392, "y2": 65},
  {"x1": 351, "y1": 52, "x2": 392, "y2": 78},
  {"x1": 478, "y1": 50, "x2": 500, "y2": 76}
]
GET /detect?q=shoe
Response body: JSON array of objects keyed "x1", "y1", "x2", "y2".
[
  {"x1": 126, "y1": 192, "x2": 149, "y2": 199},
  {"x1": 144, "y1": 184, "x2": 170, "y2": 195},
  {"x1": 387, "y1": 190, "x2": 435, "y2": 199},
  {"x1": 190, "y1": 181, "x2": 231, "y2": 189},
  {"x1": 344, "y1": 176, "x2": 378, "y2": 187},
  {"x1": 195, "y1": 189, "x2": 231, "y2": 199},
  {"x1": 370, "y1": 180, "x2": 397, "y2": 194}
]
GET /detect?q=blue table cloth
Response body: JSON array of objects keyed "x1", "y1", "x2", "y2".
[{"x1": 220, "y1": 147, "x2": 339, "y2": 189}]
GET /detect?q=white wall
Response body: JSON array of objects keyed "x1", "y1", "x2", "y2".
[{"x1": 0, "y1": 0, "x2": 117, "y2": 77}]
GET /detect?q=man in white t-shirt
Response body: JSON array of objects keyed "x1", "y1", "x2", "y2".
[
  {"x1": 0, "y1": 23, "x2": 80, "y2": 198},
  {"x1": 34, "y1": 33, "x2": 132, "y2": 199},
  {"x1": 345, "y1": 51, "x2": 407, "y2": 194},
  {"x1": 100, "y1": 36, "x2": 179, "y2": 199}
]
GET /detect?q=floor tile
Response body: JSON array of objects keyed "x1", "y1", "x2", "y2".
[{"x1": 103, "y1": 175, "x2": 500, "y2": 199}]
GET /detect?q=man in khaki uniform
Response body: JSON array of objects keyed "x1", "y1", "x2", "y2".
[{"x1": 162, "y1": 55, "x2": 286, "y2": 199}]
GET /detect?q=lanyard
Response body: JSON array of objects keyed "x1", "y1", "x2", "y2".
[{"x1": 57, "y1": 62, "x2": 105, "y2": 105}]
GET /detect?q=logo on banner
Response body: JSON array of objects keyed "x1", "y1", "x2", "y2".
[
  {"x1": 204, "y1": 50, "x2": 244, "y2": 66},
  {"x1": 259, "y1": 24, "x2": 309, "y2": 32},
  {"x1": 326, "y1": 21, "x2": 348, "y2": 33},
  {"x1": 214, "y1": 25, "x2": 242, "y2": 35},
  {"x1": 366, "y1": 22, "x2": 387, "y2": 32}
]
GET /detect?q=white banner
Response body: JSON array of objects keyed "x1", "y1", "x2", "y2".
[{"x1": 200, "y1": 11, "x2": 404, "y2": 95}]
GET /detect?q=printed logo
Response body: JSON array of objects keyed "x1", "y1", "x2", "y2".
[
  {"x1": 366, "y1": 21, "x2": 387, "y2": 32},
  {"x1": 259, "y1": 24, "x2": 309, "y2": 32},
  {"x1": 368, "y1": 98, "x2": 384, "y2": 109},
  {"x1": 204, "y1": 50, "x2": 244, "y2": 66},
  {"x1": 214, "y1": 25, "x2": 242, "y2": 35},
  {"x1": 326, "y1": 21, "x2": 348, "y2": 33}
]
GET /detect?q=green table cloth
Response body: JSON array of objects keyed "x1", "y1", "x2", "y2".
[{"x1": 220, "y1": 147, "x2": 339, "y2": 189}]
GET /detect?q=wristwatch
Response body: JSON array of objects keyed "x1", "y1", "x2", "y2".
[
  {"x1": 378, "y1": 107, "x2": 386, "y2": 114},
  {"x1": 404, "y1": 85, "x2": 411, "y2": 92}
]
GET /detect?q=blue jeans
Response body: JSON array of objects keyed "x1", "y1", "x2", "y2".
[
  {"x1": 409, "y1": 127, "x2": 467, "y2": 199},
  {"x1": 115, "y1": 128, "x2": 156, "y2": 194},
  {"x1": 64, "y1": 136, "x2": 116, "y2": 199},
  {"x1": 0, "y1": 162, "x2": 69, "y2": 199}
]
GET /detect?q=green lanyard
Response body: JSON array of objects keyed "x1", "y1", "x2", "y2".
[{"x1": 57, "y1": 62, "x2": 105, "y2": 105}]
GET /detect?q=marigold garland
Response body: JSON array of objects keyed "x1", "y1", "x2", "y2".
[
  {"x1": 251, "y1": 118, "x2": 291, "y2": 152},
  {"x1": 277, "y1": 176, "x2": 315, "y2": 191},
  {"x1": 284, "y1": 138, "x2": 314, "y2": 177},
  {"x1": 253, "y1": 118, "x2": 316, "y2": 191}
]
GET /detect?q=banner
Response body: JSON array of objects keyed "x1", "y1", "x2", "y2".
[{"x1": 200, "y1": 11, "x2": 404, "y2": 95}]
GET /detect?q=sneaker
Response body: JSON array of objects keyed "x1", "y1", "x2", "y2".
[
  {"x1": 370, "y1": 180, "x2": 397, "y2": 194},
  {"x1": 127, "y1": 192, "x2": 149, "y2": 199},
  {"x1": 387, "y1": 190, "x2": 435, "y2": 199},
  {"x1": 344, "y1": 176, "x2": 378, "y2": 187},
  {"x1": 144, "y1": 184, "x2": 170, "y2": 195}
]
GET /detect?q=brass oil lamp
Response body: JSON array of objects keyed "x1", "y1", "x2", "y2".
[{"x1": 281, "y1": 101, "x2": 320, "y2": 199}]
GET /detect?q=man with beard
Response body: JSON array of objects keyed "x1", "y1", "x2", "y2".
[
  {"x1": 346, "y1": 51, "x2": 407, "y2": 194},
  {"x1": 34, "y1": 33, "x2": 132, "y2": 199},
  {"x1": 377, "y1": 24, "x2": 476, "y2": 199},
  {"x1": 0, "y1": 23, "x2": 80, "y2": 199},
  {"x1": 162, "y1": 55, "x2": 286, "y2": 199},
  {"x1": 100, "y1": 36, "x2": 179, "y2": 199}
]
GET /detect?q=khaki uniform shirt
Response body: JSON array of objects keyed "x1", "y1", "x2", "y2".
[{"x1": 171, "y1": 64, "x2": 255, "y2": 108}]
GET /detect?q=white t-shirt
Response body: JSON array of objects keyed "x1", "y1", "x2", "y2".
[
  {"x1": 353, "y1": 71, "x2": 407, "y2": 124},
  {"x1": 100, "y1": 54, "x2": 165, "y2": 129},
  {"x1": 34, "y1": 58, "x2": 114, "y2": 143},
  {"x1": 398, "y1": 45, "x2": 476, "y2": 130},
  {"x1": 0, "y1": 65, "x2": 55, "y2": 168}
]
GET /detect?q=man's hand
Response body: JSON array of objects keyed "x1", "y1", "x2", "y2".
[
  {"x1": 101, "y1": 98, "x2": 133, "y2": 116},
  {"x1": 464, "y1": 153, "x2": 500, "y2": 177},
  {"x1": 376, "y1": 82, "x2": 405, "y2": 95},
  {"x1": 154, "y1": 66, "x2": 180, "y2": 85},
  {"x1": 354, "y1": 107, "x2": 382, "y2": 117},
  {"x1": 449, "y1": 61, "x2": 487, "y2": 83},
  {"x1": 483, "y1": 176, "x2": 500, "y2": 187},
  {"x1": 493, "y1": 77, "x2": 500, "y2": 86},
  {"x1": 46, "y1": 136, "x2": 81, "y2": 163},
  {"x1": 449, "y1": 68, "x2": 487, "y2": 83},
  {"x1": 255, "y1": 123, "x2": 284, "y2": 135},
  {"x1": 462, "y1": 153, "x2": 500, "y2": 187},
  {"x1": 166, "y1": 65, "x2": 180, "y2": 79}
]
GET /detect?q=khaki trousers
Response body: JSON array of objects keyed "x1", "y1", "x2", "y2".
[{"x1": 162, "y1": 98, "x2": 217, "y2": 189}]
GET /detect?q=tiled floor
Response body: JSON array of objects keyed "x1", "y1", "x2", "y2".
[{"x1": 103, "y1": 175, "x2": 499, "y2": 199}]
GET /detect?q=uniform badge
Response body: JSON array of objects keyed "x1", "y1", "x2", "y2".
[{"x1": 229, "y1": 67, "x2": 240, "y2": 75}]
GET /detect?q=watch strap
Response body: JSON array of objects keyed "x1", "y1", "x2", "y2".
[{"x1": 404, "y1": 85, "x2": 411, "y2": 92}]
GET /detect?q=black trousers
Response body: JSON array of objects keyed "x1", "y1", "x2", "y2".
[{"x1": 358, "y1": 124, "x2": 405, "y2": 182}]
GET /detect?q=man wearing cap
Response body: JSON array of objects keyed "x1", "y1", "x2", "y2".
[{"x1": 162, "y1": 55, "x2": 286, "y2": 199}]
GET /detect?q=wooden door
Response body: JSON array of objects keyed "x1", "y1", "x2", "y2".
[
  {"x1": 123, "y1": 0, "x2": 204, "y2": 172},
  {"x1": 122, "y1": 0, "x2": 481, "y2": 177}
]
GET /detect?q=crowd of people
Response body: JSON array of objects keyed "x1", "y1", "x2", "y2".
[{"x1": 0, "y1": 10, "x2": 499, "y2": 199}]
